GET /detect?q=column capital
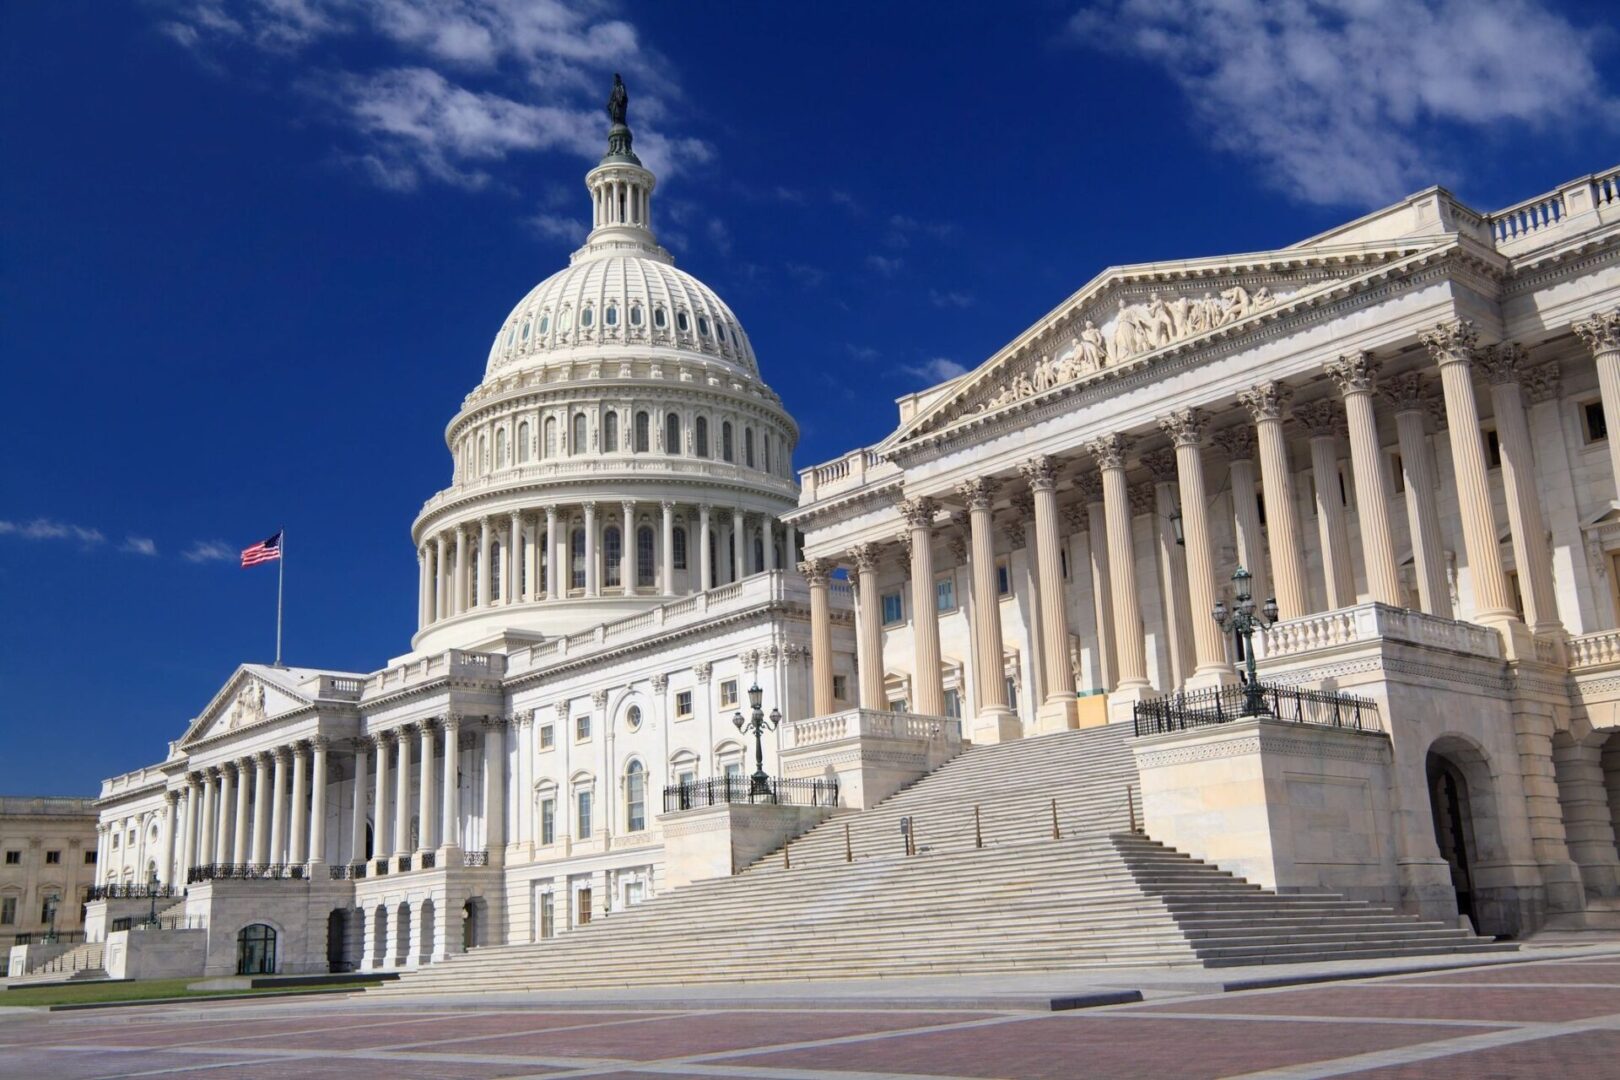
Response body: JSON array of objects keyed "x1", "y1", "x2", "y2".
[
  {"x1": 1085, "y1": 433, "x2": 1131, "y2": 470},
  {"x1": 1379, "y1": 370, "x2": 1430, "y2": 413},
  {"x1": 798, "y1": 557, "x2": 834, "y2": 586},
  {"x1": 1325, "y1": 350, "x2": 1380, "y2": 395},
  {"x1": 1210, "y1": 424, "x2": 1256, "y2": 461},
  {"x1": 898, "y1": 495, "x2": 939, "y2": 529},
  {"x1": 417, "y1": 718, "x2": 437, "y2": 735},
  {"x1": 544, "y1": 504, "x2": 559, "y2": 522},
  {"x1": 1476, "y1": 342, "x2": 1529, "y2": 385},
  {"x1": 1238, "y1": 380, "x2": 1291, "y2": 422},
  {"x1": 311, "y1": 734, "x2": 330, "y2": 751},
  {"x1": 554, "y1": 701, "x2": 570, "y2": 720},
  {"x1": 1018, "y1": 455, "x2": 1059, "y2": 491},
  {"x1": 591, "y1": 688, "x2": 609, "y2": 710},
  {"x1": 621, "y1": 499, "x2": 636, "y2": 517},
  {"x1": 955, "y1": 476, "x2": 999, "y2": 511},
  {"x1": 1128, "y1": 482, "x2": 1156, "y2": 516},
  {"x1": 272, "y1": 746, "x2": 292, "y2": 763},
  {"x1": 164, "y1": 789, "x2": 179, "y2": 806},
  {"x1": 1292, "y1": 398, "x2": 1344, "y2": 438},
  {"x1": 1074, "y1": 470, "x2": 1104, "y2": 502},
  {"x1": 650, "y1": 673, "x2": 669, "y2": 693},
  {"x1": 693, "y1": 661, "x2": 714, "y2": 683},
  {"x1": 1062, "y1": 502, "x2": 1087, "y2": 533},
  {"x1": 1420, "y1": 318, "x2": 1479, "y2": 366},
  {"x1": 895, "y1": 530, "x2": 913, "y2": 566},
  {"x1": 660, "y1": 499, "x2": 676, "y2": 512},
  {"x1": 850, "y1": 542, "x2": 882, "y2": 573},
  {"x1": 442, "y1": 713, "x2": 462, "y2": 730},
  {"x1": 1158, "y1": 407, "x2": 1207, "y2": 448},
  {"x1": 1522, "y1": 360, "x2": 1562, "y2": 404},
  {"x1": 1140, "y1": 448, "x2": 1178, "y2": 482},
  {"x1": 1574, "y1": 308, "x2": 1620, "y2": 354},
  {"x1": 582, "y1": 500, "x2": 597, "y2": 515}
]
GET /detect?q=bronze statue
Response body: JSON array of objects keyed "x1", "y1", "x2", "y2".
[{"x1": 607, "y1": 74, "x2": 628, "y2": 126}]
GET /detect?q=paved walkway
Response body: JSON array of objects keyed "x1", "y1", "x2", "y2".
[{"x1": 5, "y1": 950, "x2": 1620, "y2": 1078}]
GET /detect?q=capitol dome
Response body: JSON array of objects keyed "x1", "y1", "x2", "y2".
[{"x1": 408, "y1": 76, "x2": 801, "y2": 655}]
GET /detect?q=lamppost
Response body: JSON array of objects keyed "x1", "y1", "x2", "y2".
[
  {"x1": 1212, "y1": 566, "x2": 1279, "y2": 716},
  {"x1": 731, "y1": 684, "x2": 781, "y2": 798}
]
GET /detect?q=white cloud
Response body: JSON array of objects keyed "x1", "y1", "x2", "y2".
[
  {"x1": 901, "y1": 357, "x2": 968, "y2": 383},
  {"x1": 706, "y1": 217, "x2": 731, "y2": 256},
  {"x1": 183, "y1": 539, "x2": 238, "y2": 563},
  {"x1": 0, "y1": 518, "x2": 107, "y2": 546},
  {"x1": 1069, "y1": 0, "x2": 1616, "y2": 207},
  {"x1": 865, "y1": 254, "x2": 904, "y2": 278},
  {"x1": 929, "y1": 288, "x2": 973, "y2": 309},
  {"x1": 121, "y1": 537, "x2": 159, "y2": 556},
  {"x1": 529, "y1": 209, "x2": 586, "y2": 243}
]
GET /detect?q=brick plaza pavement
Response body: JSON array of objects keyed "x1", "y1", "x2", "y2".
[{"x1": 4, "y1": 953, "x2": 1620, "y2": 1078}]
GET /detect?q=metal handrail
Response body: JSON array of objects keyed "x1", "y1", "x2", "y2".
[
  {"x1": 662, "y1": 776, "x2": 840, "y2": 812},
  {"x1": 186, "y1": 863, "x2": 307, "y2": 883},
  {"x1": 1133, "y1": 680, "x2": 1381, "y2": 737},
  {"x1": 88, "y1": 884, "x2": 179, "y2": 901}
]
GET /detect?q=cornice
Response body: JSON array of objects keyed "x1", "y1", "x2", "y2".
[{"x1": 450, "y1": 378, "x2": 799, "y2": 445}]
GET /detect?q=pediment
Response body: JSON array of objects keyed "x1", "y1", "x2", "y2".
[
  {"x1": 880, "y1": 240, "x2": 1449, "y2": 450},
  {"x1": 178, "y1": 666, "x2": 312, "y2": 747}
]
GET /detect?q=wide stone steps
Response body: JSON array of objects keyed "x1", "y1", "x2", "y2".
[{"x1": 7, "y1": 942, "x2": 107, "y2": 984}]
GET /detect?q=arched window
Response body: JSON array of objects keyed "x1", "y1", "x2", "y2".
[
  {"x1": 744, "y1": 427, "x2": 755, "y2": 468},
  {"x1": 677, "y1": 310, "x2": 690, "y2": 333},
  {"x1": 572, "y1": 413, "x2": 587, "y2": 455},
  {"x1": 654, "y1": 306, "x2": 667, "y2": 329},
  {"x1": 559, "y1": 307, "x2": 573, "y2": 331},
  {"x1": 506, "y1": 326, "x2": 516, "y2": 348},
  {"x1": 665, "y1": 413, "x2": 681, "y2": 454},
  {"x1": 495, "y1": 428, "x2": 507, "y2": 467},
  {"x1": 236, "y1": 923, "x2": 277, "y2": 976},
  {"x1": 696, "y1": 417, "x2": 710, "y2": 458},
  {"x1": 762, "y1": 434, "x2": 771, "y2": 473},
  {"x1": 625, "y1": 761, "x2": 647, "y2": 832},
  {"x1": 673, "y1": 526, "x2": 688, "y2": 569},
  {"x1": 538, "y1": 313, "x2": 550, "y2": 335},
  {"x1": 753, "y1": 534, "x2": 765, "y2": 575},
  {"x1": 634, "y1": 411, "x2": 650, "y2": 453},
  {"x1": 490, "y1": 540, "x2": 502, "y2": 598},
  {"x1": 722, "y1": 422, "x2": 734, "y2": 463},
  {"x1": 478, "y1": 433, "x2": 488, "y2": 473},
  {"x1": 637, "y1": 525, "x2": 655, "y2": 587},
  {"x1": 630, "y1": 304, "x2": 643, "y2": 327},
  {"x1": 517, "y1": 421, "x2": 531, "y2": 463},
  {"x1": 521, "y1": 320, "x2": 531, "y2": 342},
  {"x1": 580, "y1": 305, "x2": 594, "y2": 328},
  {"x1": 604, "y1": 526, "x2": 622, "y2": 588},
  {"x1": 698, "y1": 315, "x2": 710, "y2": 337},
  {"x1": 605, "y1": 304, "x2": 618, "y2": 327},
  {"x1": 603, "y1": 411, "x2": 619, "y2": 453},
  {"x1": 570, "y1": 528, "x2": 586, "y2": 590},
  {"x1": 469, "y1": 554, "x2": 479, "y2": 604},
  {"x1": 543, "y1": 417, "x2": 557, "y2": 458}
]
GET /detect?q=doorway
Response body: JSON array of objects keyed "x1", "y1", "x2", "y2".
[
  {"x1": 1427, "y1": 751, "x2": 1478, "y2": 931},
  {"x1": 236, "y1": 924, "x2": 277, "y2": 976}
]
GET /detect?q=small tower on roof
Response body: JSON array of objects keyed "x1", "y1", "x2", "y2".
[{"x1": 581, "y1": 74, "x2": 663, "y2": 262}]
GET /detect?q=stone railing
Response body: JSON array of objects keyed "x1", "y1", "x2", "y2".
[
  {"x1": 309, "y1": 674, "x2": 364, "y2": 699},
  {"x1": 99, "y1": 766, "x2": 168, "y2": 800},
  {"x1": 798, "y1": 446, "x2": 901, "y2": 501},
  {"x1": 1486, "y1": 165, "x2": 1620, "y2": 251},
  {"x1": 1257, "y1": 603, "x2": 1502, "y2": 662},
  {"x1": 785, "y1": 708, "x2": 962, "y2": 751},
  {"x1": 1569, "y1": 628, "x2": 1620, "y2": 672}
]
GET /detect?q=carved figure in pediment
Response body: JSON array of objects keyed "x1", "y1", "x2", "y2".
[
  {"x1": 1112, "y1": 298, "x2": 1143, "y2": 358},
  {"x1": 1219, "y1": 285, "x2": 1251, "y2": 324},
  {"x1": 228, "y1": 681, "x2": 266, "y2": 729},
  {"x1": 1032, "y1": 354, "x2": 1057, "y2": 392},
  {"x1": 1077, "y1": 320, "x2": 1107, "y2": 370},
  {"x1": 1011, "y1": 372, "x2": 1034, "y2": 400},
  {"x1": 1168, "y1": 295, "x2": 1193, "y2": 339},
  {"x1": 1253, "y1": 285, "x2": 1276, "y2": 310},
  {"x1": 1144, "y1": 293, "x2": 1174, "y2": 348}
]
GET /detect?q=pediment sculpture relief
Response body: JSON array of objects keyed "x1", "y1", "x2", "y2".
[{"x1": 228, "y1": 681, "x2": 266, "y2": 729}]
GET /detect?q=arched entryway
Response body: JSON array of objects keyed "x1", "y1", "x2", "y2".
[
  {"x1": 327, "y1": 908, "x2": 362, "y2": 973},
  {"x1": 1426, "y1": 750, "x2": 1479, "y2": 931},
  {"x1": 236, "y1": 923, "x2": 277, "y2": 975},
  {"x1": 418, "y1": 899, "x2": 436, "y2": 965},
  {"x1": 371, "y1": 904, "x2": 388, "y2": 968},
  {"x1": 394, "y1": 902, "x2": 412, "y2": 967}
]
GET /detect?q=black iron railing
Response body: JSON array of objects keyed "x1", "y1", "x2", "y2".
[
  {"x1": 186, "y1": 863, "x2": 307, "y2": 883},
  {"x1": 109, "y1": 915, "x2": 203, "y2": 933},
  {"x1": 420, "y1": 851, "x2": 437, "y2": 869},
  {"x1": 88, "y1": 884, "x2": 178, "y2": 901},
  {"x1": 463, "y1": 850, "x2": 489, "y2": 867},
  {"x1": 12, "y1": 930, "x2": 86, "y2": 946},
  {"x1": 662, "y1": 776, "x2": 840, "y2": 813},
  {"x1": 1133, "y1": 680, "x2": 1381, "y2": 737},
  {"x1": 396, "y1": 855, "x2": 412, "y2": 873}
]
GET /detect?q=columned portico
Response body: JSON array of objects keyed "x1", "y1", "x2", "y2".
[
  {"x1": 959, "y1": 477, "x2": 1018, "y2": 743},
  {"x1": 1327, "y1": 352, "x2": 1403, "y2": 607},
  {"x1": 1022, "y1": 456, "x2": 1077, "y2": 729},
  {"x1": 901, "y1": 497, "x2": 945, "y2": 716},
  {"x1": 1383, "y1": 373, "x2": 1452, "y2": 618},
  {"x1": 1574, "y1": 310, "x2": 1620, "y2": 498},
  {"x1": 1089, "y1": 435, "x2": 1150, "y2": 702}
]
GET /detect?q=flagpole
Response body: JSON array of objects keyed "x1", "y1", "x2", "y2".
[{"x1": 275, "y1": 528, "x2": 285, "y2": 668}]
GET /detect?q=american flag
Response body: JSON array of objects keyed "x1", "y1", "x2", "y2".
[{"x1": 241, "y1": 531, "x2": 283, "y2": 568}]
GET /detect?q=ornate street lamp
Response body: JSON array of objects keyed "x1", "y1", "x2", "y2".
[
  {"x1": 731, "y1": 684, "x2": 782, "y2": 799},
  {"x1": 1212, "y1": 566, "x2": 1280, "y2": 716}
]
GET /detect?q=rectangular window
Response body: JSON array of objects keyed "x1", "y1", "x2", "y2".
[
  {"x1": 575, "y1": 714, "x2": 591, "y2": 741},
  {"x1": 935, "y1": 575, "x2": 956, "y2": 613},
  {"x1": 0, "y1": 898, "x2": 14, "y2": 925},
  {"x1": 1484, "y1": 428, "x2": 1503, "y2": 469},
  {"x1": 943, "y1": 688, "x2": 962, "y2": 719},
  {"x1": 44, "y1": 851, "x2": 60, "y2": 865},
  {"x1": 541, "y1": 798, "x2": 556, "y2": 845},
  {"x1": 996, "y1": 558, "x2": 1011, "y2": 597},
  {"x1": 577, "y1": 887, "x2": 592, "y2": 926},
  {"x1": 720, "y1": 679, "x2": 739, "y2": 708},
  {"x1": 676, "y1": 768, "x2": 697, "y2": 789},
  {"x1": 890, "y1": 698, "x2": 908, "y2": 713},
  {"x1": 881, "y1": 591, "x2": 904, "y2": 626},
  {"x1": 832, "y1": 674, "x2": 848, "y2": 701},
  {"x1": 1583, "y1": 400, "x2": 1608, "y2": 444},
  {"x1": 1004, "y1": 676, "x2": 1019, "y2": 712},
  {"x1": 539, "y1": 723, "x2": 555, "y2": 750},
  {"x1": 723, "y1": 761, "x2": 743, "y2": 781},
  {"x1": 576, "y1": 790, "x2": 593, "y2": 838},
  {"x1": 540, "y1": 893, "x2": 555, "y2": 939},
  {"x1": 3, "y1": 851, "x2": 18, "y2": 865},
  {"x1": 110, "y1": 835, "x2": 120, "y2": 850},
  {"x1": 676, "y1": 690, "x2": 693, "y2": 718},
  {"x1": 84, "y1": 851, "x2": 97, "y2": 865}
]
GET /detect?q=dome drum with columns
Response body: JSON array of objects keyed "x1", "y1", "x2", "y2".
[{"x1": 410, "y1": 85, "x2": 800, "y2": 652}]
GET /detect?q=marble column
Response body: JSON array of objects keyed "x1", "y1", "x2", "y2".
[
  {"x1": 851, "y1": 543, "x2": 886, "y2": 709},
  {"x1": 524, "y1": 513, "x2": 539, "y2": 602},
  {"x1": 477, "y1": 518, "x2": 492, "y2": 607},
  {"x1": 160, "y1": 791, "x2": 178, "y2": 886},
  {"x1": 484, "y1": 720, "x2": 507, "y2": 861},
  {"x1": 620, "y1": 501, "x2": 636, "y2": 592},
  {"x1": 546, "y1": 506, "x2": 561, "y2": 600},
  {"x1": 1022, "y1": 457, "x2": 1077, "y2": 728},
  {"x1": 900, "y1": 496, "x2": 945, "y2": 716},
  {"x1": 698, "y1": 504, "x2": 713, "y2": 590},
  {"x1": 289, "y1": 742, "x2": 309, "y2": 865},
  {"x1": 584, "y1": 502, "x2": 599, "y2": 597},
  {"x1": 434, "y1": 534, "x2": 447, "y2": 622},
  {"x1": 1239, "y1": 382, "x2": 1309, "y2": 620},
  {"x1": 453, "y1": 527, "x2": 467, "y2": 615},
  {"x1": 440, "y1": 717, "x2": 461, "y2": 854},
  {"x1": 733, "y1": 507, "x2": 746, "y2": 582},
  {"x1": 1076, "y1": 475, "x2": 1116, "y2": 691},
  {"x1": 350, "y1": 739, "x2": 370, "y2": 866},
  {"x1": 417, "y1": 547, "x2": 429, "y2": 629},
  {"x1": 506, "y1": 512, "x2": 520, "y2": 603},
  {"x1": 1162, "y1": 409, "x2": 1231, "y2": 682},
  {"x1": 268, "y1": 750, "x2": 288, "y2": 865},
  {"x1": 394, "y1": 726, "x2": 413, "y2": 859},
  {"x1": 198, "y1": 769, "x2": 218, "y2": 866},
  {"x1": 417, "y1": 721, "x2": 436, "y2": 853},
  {"x1": 251, "y1": 754, "x2": 271, "y2": 865},
  {"x1": 1383, "y1": 373, "x2": 1452, "y2": 618},
  {"x1": 1574, "y1": 309, "x2": 1620, "y2": 500},
  {"x1": 801, "y1": 558, "x2": 835, "y2": 715},
  {"x1": 661, "y1": 501, "x2": 676, "y2": 596},
  {"x1": 1212, "y1": 425, "x2": 1268, "y2": 606},
  {"x1": 309, "y1": 737, "x2": 328, "y2": 866},
  {"x1": 181, "y1": 777, "x2": 199, "y2": 879},
  {"x1": 1327, "y1": 352, "x2": 1403, "y2": 606},
  {"x1": 959, "y1": 477, "x2": 1018, "y2": 741},
  {"x1": 232, "y1": 760, "x2": 250, "y2": 866},
  {"x1": 373, "y1": 732, "x2": 392, "y2": 862},
  {"x1": 1143, "y1": 449, "x2": 1193, "y2": 687},
  {"x1": 1088, "y1": 435, "x2": 1151, "y2": 697},
  {"x1": 1480, "y1": 344, "x2": 1562, "y2": 637},
  {"x1": 1294, "y1": 399, "x2": 1356, "y2": 610},
  {"x1": 1421, "y1": 320, "x2": 1516, "y2": 625},
  {"x1": 215, "y1": 763, "x2": 236, "y2": 864}
]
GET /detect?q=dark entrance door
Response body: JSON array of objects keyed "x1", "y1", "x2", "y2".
[
  {"x1": 236, "y1": 923, "x2": 277, "y2": 975},
  {"x1": 1427, "y1": 755, "x2": 1477, "y2": 929},
  {"x1": 326, "y1": 910, "x2": 349, "y2": 972}
]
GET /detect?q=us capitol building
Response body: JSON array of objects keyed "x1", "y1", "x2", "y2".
[{"x1": 67, "y1": 82, "x2": 1620, "y2": 982}]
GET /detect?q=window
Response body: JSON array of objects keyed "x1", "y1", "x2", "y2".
[
  {"x1": 634, "y1": 411, "x2": 650, "y2": 453},
  {"x1": 575, "y1": 714, "x2": 591, "y2": 741},
  {"x1": 84, "y1": 851, "x2": 96, "y2": 865},
  {"x1": 654, "y1": 306, "x2": 667, "y2": 329},
  {"x1": 630, "y1": 304, "x2": 643, "y2": 327},
  {"x1": 539, "y1": 891, "x2": 555, "y2": 938},
  {"x1": 572, "y1": 413, "x2": 587, "y2": 455},
  {"x1": 626, "y1": 762, "x2": 647, "y2": 832},
  {"x1": 605, "y1": 303, "x2": 618, "y2": 327},
  {"x1": 722, "y1": 422, "x2": 734, "y2": 462},
  {"x1": 544, "y1": 416, "x2": 557, "y2": 458},
  {"x1": 882, "y1": 591, "x2": 904, "y2": 626},
  {"x1": 832, "y1": 674, "x2": 848, "y2": 701},
  {"x1": 1484, "y1": 428, "x2": 1502, "y2": 469},
  {"x1": 637, "y1": 526, "x2": 655, "y2": 587},
  {"x1": 665, "y1": 412, "x2": 681, "y2": 454},
  {"x1": 677, "y1": 310, "x2": 690, "y2": 333},
  {"x1": 45, "y1": 851, "x2": 60, "y2": 865},
  {"x1": 577, "y1": 886, "x2": 592, "y2": 926},
  {"x1": 111, "y1": 835, "x2": 120, "y2": 849},
  {"x1": 495, "y1": 427, "x2": 507, "y2": 466},
  {"x1": 603, "y1": 411, "x2": 619, "y2": 453},
  {"x1": 40, "y1": 893, "x2": 59, "y2": 926},
  {"x1": 576, "y1": 790, "x2": 593, "y2": 838},
  {"x1": 540, "y1": 798, "x2": 556, "y2": 845},
  {"x1": 518, "y1": 421, "x2": 531, "y2": 462},
  {"x1": 521, "y1": 319, "x2": 531, "y2": 341},
  {"x1": 996, "y1": 558, "x2": 1012, "y2": 597},
  {"x1": 0, "y1": 898, "x2": 14, "y2": 925},
  {"x1": 676, "y1": 690, "x2": 694, "y2": 718},
  {"x1": 581, "y1": 306, "x2": 594, "y2": 328},
  {"x1": 560, "y1": 308, "x2": 573, "y2": 331},
  {"x1": 604, "y1": 526, "x2": 622, "y2": 588},
  {"x1": 723, "y1": 760, "x2": 743, "y2": 781},
  {"x1": 696, "y1": 417, "x2": 710, "y2": 457},
  {"x1": 1583, "y1": 400, "x2": 1607, "y2": 443},
  {"x1": 698, "y1": 315, "x2": 710, "y2": 336},
  {"x1": 720, "y1": 679, "x2": 739, "y2": 708},
  {"x1": 571, "y1": 528, "x2": 585, "y2": 590},
  {"x1": 538, "y1": 313, "x2": 550, "y2": 335},
  {"x1": 3, "y1": 851, "x2": 18, "y2": 865},
  {"x1": 1004, "y1": 676, "x2": 1019, "y2": 712},
  {"x1": 890, "y1": 698, "x2": 908, "y2": 712},
  {"x1": 676, "y1": 767, "x2": 697, "y2": 788},
  {"x1": 944, "y1": 688, "x2": 962, "y2": 719},
  {"x1": 673, "y1": 526, "x2": 688, "y2": 569},
  {"x1": 745, "y1": 428, "x2": 755, "y2": 468},
  {"x1": 626, "y1": 705, "x2": 642, "y2": 731},
  {"x1": 539, "y1": 723, "x2": 555, "y2": 750},
  {"x1": 763, "y1": 435, "x2": 771, "y2": 473},
  {"x1": 490, "y1": 540, "x2": 502, "y2": 598}
]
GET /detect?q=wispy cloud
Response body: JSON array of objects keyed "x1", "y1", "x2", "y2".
[
  {"x1": 865, "y1": 254, "x2": 904, "y2": 278},
  {"x1": 845, "y1": 344, "x2": 881, "y2": 361},
  {"x1": 121, "y1": 537, "x2": 159, "y2": 557},
  {"x1": 183, "y1": 539, "x2": 238, "y2": 564},
  {"x1": 929, "y1": 288, "x2": 974, "y2": 309},
  {"x1": 706, "y1": 217, "x2": 732, "y2": 256},
  {"x1": 1069, "y1": 0, "x2": 1616, "y2": 207},
  {"x1": 784, "y1": 262, "x2": 825, "y2": 289},
  {"x1": 901, "y1": 358, "x2": 968, "y2": 383},
  {"x1": 529, "y1": 209, "x2": 587, "y2": 243},
  {"x1": 0, "y1": 518, "x2": 107, "y2": 547}
]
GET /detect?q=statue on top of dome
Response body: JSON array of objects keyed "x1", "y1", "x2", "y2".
[
  {"x1": 604, "y1": 74, "x2": 639, "y2": 163},
  {"x1": 607, "y1": 73, "x2": 629, "y2": 126}
]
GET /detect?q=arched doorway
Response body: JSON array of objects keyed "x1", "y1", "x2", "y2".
[
  {"x1": 1427, "y1": 749, "x2": 1479, "y2": 931},
  {"x1": 371, "y1": 905, "x2": 388, "y2": 968},
  {"x1": 394, "y1": 902, "x2": 412, "y2": 967},
  {"x1": 236, "y1": 924, "x2": 277, "y2": 975},
  {"x1": 418, "y1": 899, "x2": 436, "y2": 964}
]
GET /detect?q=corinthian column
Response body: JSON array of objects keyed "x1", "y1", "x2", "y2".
[
  {"x1": 660, "y1": 501, "x2": 676, "y2": 596},
  {"x1": 851, "y1": 544, "x2": 887, "y2": 710},
  {"x1": 350, "y1": 738, "x2": 370, "y2": 866},
  {"x1": 1161, "y1": 409, "x2": 1232, "y2": 682},
  {"x1": 545, "y1": 507, "x2": 561, "y2": 600},
  {"x1": 1239, "y1": 382, "x2": 1308, "y2": 619},
  {"x1": 1212, "y1": 425, "x2": 1267, "y2": 607},
  {"x1": 1574, "y1": 308, "x2": 1620, "y2": 499},
  {"x1": 1294, "y1": 399, "x2": 1356, "y2": 610},
  {"x1": 583, "y1": 502, "x2": 599, "y2": 597},
  {"x1": 251, "y1": 753, "x2": 271, "y2": 865},
  {"x1": 958, "y1": 477, "x2": 1019, "y2": 742},
  {"x1": 394, "y1": 726, "x2": 413, "y2": 859},
  {"x1": 1382, "y1": 373, "x2": 1451, "y2": 618},
  {"x1": 698, "y1": 504, "x2": 713, "y2": 590},
  {"x1": 232, "y1": 760, "x2": 250, "y2": 865},
  {"x1": 1327, "y1": 352, "x2": 1403, "y2": 606},
  {"x1": 621, "y1": 502, "x2": 637, "y2": 592},
  {"x1": 160, "y1": 791, "x2": 178, "y2": 886},
  {"x1": 1421, "y1": 320, "x2": 1515, "y2": 625},
  {"x1": 214, "y1": 764, "x2": 235, "y2": 865},
  {"x1": 800, "y1": 557, "x2": 835, "y2": 715},
  {"x1": 1480, "y1": 344, "x2": 1561, "y2": 637},
  {"x1": 1142, "y1": 449, "x2": 1192, "y2": 686},
  {"x1": 181, "y1": 775, "x2": 200, "y2": 878},
  {"x1": 900, "y1": 496, "x2": 945, "y2": 716},
  {"x1": 289, "y1": 742, "x2": 308, "y2": 865},
  {"x1": 1077, "y1": 473, "x2": 1116, "y2": 689},
  {"x1": 733, "y1": 507, "x2": 746, "y2": 582},
  {"x1": 373, "y1": 732, "x2": 392, "y2": 861},
  {"x1": 1022, "y1": 456, "x2": 1078, "y2": 730},
  {"x1": 268, "y1": 749, "x2": 288, "y2": 865},
  {"x1": 417, "y1": 721, "x2": 436, "y2": 853},
  {"x1": 309, "y1": 737, "x2": 328, "y2": 866},
  {"x1": 1088, "y1": 435, "x2": 1150, "y2": 695},
  {"x1": 477, "y1": 518, "x2": 492, "y2": 607},
  {"x1": 440, "y1": 717, "x2": 461, "y2": 855},
  {"x1": 453, "y1": 526, "x2": 467, "y2": 614},
  {"x1": 434, "y1": 533, "x2": 447, "y2": 621}
]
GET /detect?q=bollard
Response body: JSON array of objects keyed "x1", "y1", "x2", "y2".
[
  {"x1": 1127, "y1": 784, "x2": 1139, "y2": 833},
  {"x1": 844, "y1": 822, "x2": 853, "y2": 863},
  {"x1": 1051, "y1": 797, "x2": 1061, "y2": 840},
  {"x1": 974, "y1": 805, "x2": 983, "y2": 850}
]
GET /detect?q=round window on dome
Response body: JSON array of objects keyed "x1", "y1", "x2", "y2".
[
  {"x1": 538, "y1": 314, "x2": 550, "y2": 335},
  {"x1": 606, "y1": 304, "x2": 618, "y2": 326},
  {"x1": 581, "y1": 306, "x2": 594, "y2": 328},
  {"x1": 626, "y1": 705, "x2": 642, "y2": 731},
  {"x1": 677, "y1": 311, "x2": 690, "y2": 333},
  {"x1": 630, "y1": 305, "x2": 643, "y2": 326},
  {"x1": 654, "y1": 307, "x2": 667, "y2": 329},
  {"x1": 698, "y1": 316, "x2": 710, "y2": 336}
]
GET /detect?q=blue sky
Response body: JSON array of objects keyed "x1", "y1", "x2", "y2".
[{"x1": 4, "y1": 0, "x2": 1618, "y2": 794}]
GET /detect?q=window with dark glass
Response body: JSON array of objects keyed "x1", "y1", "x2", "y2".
[
  {"x1": 637, "y1": 526, "x2": 655, "y2": 587},
  {"x1": 673, "y1": 526, "x2": 688, "y2": 569},
  {"x1": 634, "y1": 411, "x2": 650, "y2": 452},
  {"x1": 665, "y1": 412, "x2": 681, "y2": 454},
  {"x1": 604, "y1": 526, "x2": 622, "y2": 587}
]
